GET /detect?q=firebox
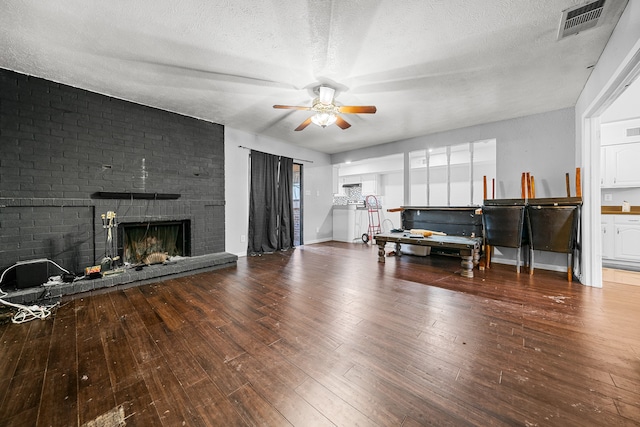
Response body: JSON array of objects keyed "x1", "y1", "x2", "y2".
[{"x1": 117, "y1": 220, "x2": 191, "y2": 265}]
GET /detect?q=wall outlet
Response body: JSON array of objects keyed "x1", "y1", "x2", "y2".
[
  {"x1": 604, "y1": 193, "x2": 613, "y2": 201},
  {"x1": 240, "y1": 235, "x2": 246, "y2": 242}
]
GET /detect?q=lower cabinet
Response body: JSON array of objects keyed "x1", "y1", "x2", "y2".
[
  {"x1": 614, "y1": 216, "x2": 640, "y2": 261},
  {"x1": 603, "y1": 215, "x2": 640, "y2": 262},
  {"x1": 332, "y1": 206, "x2": 369, "y2": 243},
  {"x1": 601, "y1": 215, "x2": 614, "y2": 259},
  {"x1": 332, "y1": 205, "x2": 356, "y2": 242}
]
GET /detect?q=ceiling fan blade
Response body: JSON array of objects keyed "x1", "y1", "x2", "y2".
[
  {"x1": 338, "y1": 106, "x2": 377, "y2": 114},
  {"x1": 273, "y1": 105, "x2": 312, "y2": 110},
  {"x1": 294, "y1": 117, "x2": 313, "y2": 131},
  {"x1": 335, "y1": 116, "x2": 351, "y2": 130}
]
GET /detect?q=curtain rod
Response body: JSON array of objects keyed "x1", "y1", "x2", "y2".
[{"x1": 237, "y1": 145, "x2": 314, "y2": 163}]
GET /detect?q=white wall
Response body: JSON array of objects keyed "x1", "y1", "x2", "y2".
[
  {"x1": 224, "y1": 128, "x2": 332, "y2": 257},
  {"x1": 602, "y1": 187, "x2": 640, "y2": 206},
  {"x1": 331, "y1": 108, "x2": 576, "y2": 270},
  {"x1": 575, "y1": 0, "x2": 640, "y2": 287},
  {"x1": 600, "y1": 76, "x2": 640, "y2": 123},
  {"x1": 332, "y1": 108, "x2": 575, "y2": 200},
  {"x1": 380, "y1": 171, "x2": 403, "y2": 230}
]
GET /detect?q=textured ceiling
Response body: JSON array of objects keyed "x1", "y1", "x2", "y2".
[{"x1": 0, "y1": 0, "x2": 629, "y2": 154}]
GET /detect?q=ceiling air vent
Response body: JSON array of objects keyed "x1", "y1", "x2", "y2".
[
  {"x1": 557, "y1": 0, "x2": 606, "y2": 40},
  {"x1": 627, "y1": 127, "x2": 640, "y2": 137}
]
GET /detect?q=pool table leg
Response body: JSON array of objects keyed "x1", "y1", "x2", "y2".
[
  {"x1": 473, "y1": 246, "x2": 480, "y2": 266},
  {"x1": 377, "y1": 241, "x2": 386, "y2": 262},
  {"x1": 461, "y1": 255, "x2": 474, "y2": 278}
]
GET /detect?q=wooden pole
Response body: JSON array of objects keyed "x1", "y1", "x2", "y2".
[
  {"x1": 576, "y1": 167, "x2": 582, "y2": 198},
  {"x1": 483, "y1": 175, "x2": 487, "y2": 200},
  {"x1": 530, "y1": 175, "x2": 535, "y2": 199},
  {"x1": 492, "y1": 178, "x2": 495, "y2": 199},
  {"x1": 521, "y1": 173, "x2": 526, "y2": 199},
  {"x1": 565, "y1": 173, "x2": 571, "y2": 197}
]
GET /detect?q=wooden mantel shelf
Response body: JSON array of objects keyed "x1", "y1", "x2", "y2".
[{"x1": 91, "y1": 192, "x2": 181, "y2": 200}]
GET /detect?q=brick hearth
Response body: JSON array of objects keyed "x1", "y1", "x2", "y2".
[{"x1": 3, "y1": 253, "x2": 237, "y2": 304}]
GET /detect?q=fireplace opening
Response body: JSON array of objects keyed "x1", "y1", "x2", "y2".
[{"x1": 117, "y1": 220, "x2": 191, "y2": 265}]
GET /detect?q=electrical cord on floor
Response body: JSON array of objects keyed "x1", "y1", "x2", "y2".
[
  {"x1": 0, "y1": 294, "x2": 58, "y2": 324},
  {"x1": 0, "y1": 259, "x2": 68, "y2": 324}
]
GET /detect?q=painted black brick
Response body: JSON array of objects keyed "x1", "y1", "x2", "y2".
[{"x1": 0, "y1": 68, "x2": 226, "y2": 274}]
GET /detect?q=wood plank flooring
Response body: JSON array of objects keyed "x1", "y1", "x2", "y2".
[
  {"x1": 603, "y1": 267, "x2": 640, "y2": 287},
  {"x1": 1, "y1": 242, "x2": 639, "y2": 426}
]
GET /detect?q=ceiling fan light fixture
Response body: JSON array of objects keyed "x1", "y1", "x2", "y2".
[
  {"x1": 311, "y1": 112, "x2": 337, "y2": 128},
  {"x1": 273, "y1": 85, "x2": 375, "y2": 131},
  {"x1": 318, "y1": 86, "x2": 335, "y2": 105}
]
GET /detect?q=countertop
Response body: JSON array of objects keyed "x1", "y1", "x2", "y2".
[
  {"x1": 601, "y1": 206, "x2": 640, "y2": 215},
  {"x1": 333, "y1": 204, "x2": 369, "y2": 210}
]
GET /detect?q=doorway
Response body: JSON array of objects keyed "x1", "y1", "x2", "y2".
[
  {"x1": 582, "y1": 47, "x2": 640, "y2": 287},
  {"x1": 293, "y1": 163, "x2": 302, "y2": 246},
  {"x1": 599, "y1": 77, "x2": 640, "y2": 277}
]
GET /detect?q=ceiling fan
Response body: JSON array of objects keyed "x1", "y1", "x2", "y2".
[{"x1": 273, "y1": 86, "x2": 377, "y2": 131}]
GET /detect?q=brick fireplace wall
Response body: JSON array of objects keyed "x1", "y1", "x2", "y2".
[{"x1": 0, "y1": 69, "x2": 225, "y2": 275}]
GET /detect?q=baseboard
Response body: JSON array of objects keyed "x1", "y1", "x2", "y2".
[
  {"x1": 490, "y1": 257, "x2": 566, "y2": 273},
  {"x1": 302, "y1": 238, "x2": 333, "y2": 245},
  {"x1": 602, "y1": 260, "x2": 640, "y2": 272}
]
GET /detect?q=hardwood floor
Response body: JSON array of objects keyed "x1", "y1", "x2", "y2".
[
  {"x1": 603, "y1": 267, "x2": 640, "y2": 287},
  {"x1": 1, "y1": 242, "x2": 639, "y2": 426}
]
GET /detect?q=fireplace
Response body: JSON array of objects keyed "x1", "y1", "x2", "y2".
[{"x1": 117, "y1": 220, "x2": 191, "y2": 265}]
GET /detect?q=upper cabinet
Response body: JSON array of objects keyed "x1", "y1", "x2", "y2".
[
  {"x1": 601, "y1": 118, "x2": 640, "y2": 146},
  {"x1": 601, "y1": 143, "x2": 640, "y2": 187},
  {"x1": 336, "y1": 174, "x2": 380, "y2": 196},
  {"x1": 601, "y1": 118, "x2": 640, "y2": 188}
]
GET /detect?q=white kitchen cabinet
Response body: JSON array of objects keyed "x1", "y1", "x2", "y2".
[
  {"x1": 338, "y1": 174, "x2": 380, "y2": 196},
  {"x1": 613, "y1": 215, "x2": 640, "y2": 261},
  {"x1": 333, "y1": 205, "x2": 369, "y2": 242},
  {"x1": 601, "y1": 143, "x2": 640, "y2": 187},
  {"x1": 601, "y1": 215, "x2": 614, "y2": 259},
  {"x1": 601, "y1": 118, "x2": 640, "y2": 146},
  {"x1": 332, "y1": 205, "x2": 356, "y2": 242}
]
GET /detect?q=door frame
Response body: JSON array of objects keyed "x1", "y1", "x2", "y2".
[{"x1": 581, "y1": 46, "x2": 640, "y2": 287}]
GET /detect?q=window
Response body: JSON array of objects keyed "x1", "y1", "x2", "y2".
[{"x1": 409, "y1": 139, "x2": 496, "y2": 206}]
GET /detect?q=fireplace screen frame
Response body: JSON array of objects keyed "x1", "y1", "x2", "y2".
[{"x1": 117, "y1": 220, "x2": 191, "y2": 265}]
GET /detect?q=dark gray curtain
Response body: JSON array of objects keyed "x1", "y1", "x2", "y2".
[
  {"x1": 248, "y1": 151, "x2": 294, "y2": 255},
  {"x1": 278, "y1": 156, "x2": 294, "y2": 250}
]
